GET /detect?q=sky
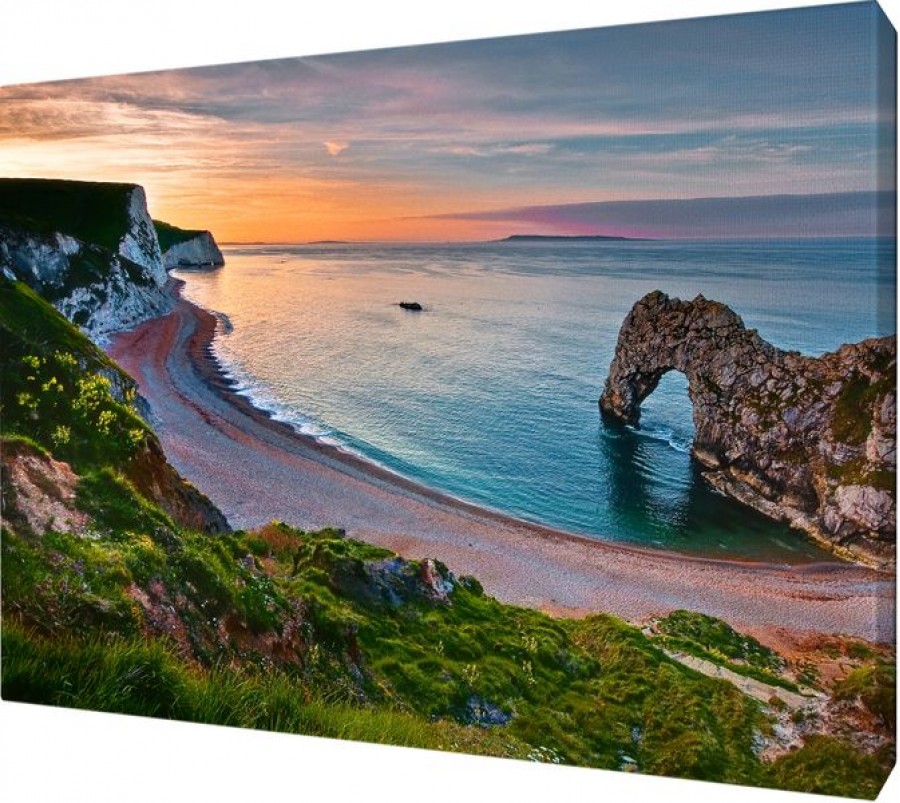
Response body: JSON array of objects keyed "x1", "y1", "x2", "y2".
[{"x1": 0, "y1": 2, "x2": 895, "y2": 242}]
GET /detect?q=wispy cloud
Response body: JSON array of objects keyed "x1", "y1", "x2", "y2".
[
  {"x1": 0, "y1": 3, "x2": 890, "y2": 241},
  {"x1": 433, "y1": 142, "x2": 553, "y2": 158}
]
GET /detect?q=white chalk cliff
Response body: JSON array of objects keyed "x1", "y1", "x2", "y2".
[
  {"x1": 159, "y1": 229, "x2": 225, "y2": 269},
  {"x1": 0, "y1": 180, "x2": 222, "y2": 341}
]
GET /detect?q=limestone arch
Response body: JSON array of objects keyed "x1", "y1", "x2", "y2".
[{"x1": 598, "y1": 290, "x2": 897, "y2": 566}]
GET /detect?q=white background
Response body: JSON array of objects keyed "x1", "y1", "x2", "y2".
[{"x1": 1, "y1": 2, "x2": 897, "y2": 802}]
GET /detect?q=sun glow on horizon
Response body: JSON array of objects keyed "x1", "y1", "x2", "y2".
[{"x1": 0, "y1": 4, "x2": 892, "y2": 242}]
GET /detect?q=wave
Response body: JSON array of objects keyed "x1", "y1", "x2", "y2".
[
  {"x1": 205, "y1": 322, "x2": 531, "y2": 522},
  {"x1": 213, "y1": 311, "x2": 234, "y2": 335},
  {"x1": 197, "y1": 305, "x2": 441, "y2": 490},
  {"x1": 210, "y1": 337, "x2": 349, "y2": 447},
  {"x1": 630, "y1": 422, "x2": 693, "y2": 454}
]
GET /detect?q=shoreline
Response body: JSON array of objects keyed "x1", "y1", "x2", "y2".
[{"x1": 107, "y1": 280, "x2": 896, "y2": 643}]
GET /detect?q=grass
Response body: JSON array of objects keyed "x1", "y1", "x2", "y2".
[
  {"x1": 769, "y1": 735, "x2": 892, "y2": 799},
  {"x1": 653, "y1": 610, "x2": 800, "y2": 692},
  {"x1": 0, "y1": 278, "x2": 113, "y2": 361},
  {"x1": 0, "y1": 623, "x2": 533, "y2": 759},
  {"x1": 0, "y1": 178, "x2": 136, "y2": 252},
  {"x1": 3, "y1": 470, "x2": 892, "y2": 796},
  {"x1": 154, "y1": 220, "x2": 207, "y2": 251},
  {"x1": 0, "y1": 329, "x2": 149, "y2": 469},
  {"x1": 1, "y1": 523, "x2": 770, "y2": 781},
  {"x1": 833, "y1": 660, "x2": 897, "y2": 731}
]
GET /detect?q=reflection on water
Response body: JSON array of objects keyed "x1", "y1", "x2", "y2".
[{"x1": 598, "y1": 424, "x2": 828, "y2": 562}]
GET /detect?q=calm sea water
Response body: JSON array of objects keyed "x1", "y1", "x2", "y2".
[{"x1": 175, "y1": 238, "x2": 895, "y2": 563}]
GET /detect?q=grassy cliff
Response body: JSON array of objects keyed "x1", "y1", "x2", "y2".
[
  {"x1": 153, "y1": 220, "x2": 208, "y2": 252},
  {"x1": 0, "y1": 178, "x2": 137, "y2": 251},
  {"x1": 0, "y1": 278, "x2": 894, "y2": 798},
  {"x1": 0, "y1": 278, "x2": 227, "y2": 529}
]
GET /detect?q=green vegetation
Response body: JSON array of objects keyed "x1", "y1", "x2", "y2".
[
  {"x1": 3, "y1": 512, "x2": 769, "y2": 782},
  {"x1": 2, "y1": 623, "x2": 536, "y2": 758},
  {"x1": 0, "y1": 483, "x2": 767, "y2": 779},
  {"x1": 833, "y1": 660, "x2": 897, "y2": 732},
  {"x1": 0, "y1": 277, "x2": 113, "y2": 359},
  {"x1": 1, "y1": 274, "x2": 893, "y2": 799},
  {"x1": 154, "y1": 219, "x2": 206, "y2": 252},
  {"x1": 831, "y1": 351, "x2": 895, "y2": 445},
  {"x1": 0, "y1": 279, "x2": 150, "y2": 469},
  {"x1": 827, "y1": 454, "x2": 897, "y2": 498},
  {"x1": 826, "y1": 353, "x2": 897, "y2": 492},
  {"x1": 0, "y1": 178, "x2": 136, "y2": 251},
  {"x1": 769, "y1": 736, "x2": 891, "y2": 799},
  {"x1": 4, "y1": 490, "x2": 892, "y2": 796},
  {"x1": 653, "y1": 610, "x2": 800, "y2": 692}
]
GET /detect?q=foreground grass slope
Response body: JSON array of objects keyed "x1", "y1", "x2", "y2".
[
  {"x1": 0, "y1": 278, "x2": 894, "y2": 798},
  {"x1": 0, "y1": 278, "x2": 227, "y2": 531}
]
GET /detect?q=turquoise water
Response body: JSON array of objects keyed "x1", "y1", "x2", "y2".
[{"x1": 175, "y1": 238, "x2": 895, "y2": 562}]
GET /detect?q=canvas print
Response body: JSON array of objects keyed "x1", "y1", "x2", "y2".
[{"x1": 0, "y1": 2, "x2": 896, "y2": 799}]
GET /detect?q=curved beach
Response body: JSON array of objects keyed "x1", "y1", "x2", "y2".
[{"x1": 107, "y1": 280, "x2": 895, "y2": 643}]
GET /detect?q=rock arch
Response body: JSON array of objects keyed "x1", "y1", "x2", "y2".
[{"x1": 599, "y1": 291, "x2": 896, "y2": 567}]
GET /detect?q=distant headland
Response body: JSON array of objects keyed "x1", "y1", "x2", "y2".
[{"x1": 497, "y1": 234, "x2": 642, "y2": 242}]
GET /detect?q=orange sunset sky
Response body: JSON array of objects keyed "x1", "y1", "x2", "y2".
[{"x1": 0, "y1": 3, "x2": 894, "y2": 242}]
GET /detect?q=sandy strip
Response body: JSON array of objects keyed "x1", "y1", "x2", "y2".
[{"x1": 107, "y1": 280, "x2": 895, "y2": 643}]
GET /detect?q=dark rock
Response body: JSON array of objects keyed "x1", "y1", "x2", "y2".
[
  {"x1": 456, "y1": 694, "x2": 512, "y2": 727},
  {"x1": 600, "y1": 291, "x2": 896, "y2": 567},
  {"x1": 329, "y1": 555, "x2": 457, "y2": 607},
  {"x1": 127, "y1": 437, "x2": 231, "y2": 535},
  {"x1": 398, "y1": 301, "x2": 423, "y2": 311}
]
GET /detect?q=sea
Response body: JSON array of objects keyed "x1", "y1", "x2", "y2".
[{"x1": 173, "y1": 237, "x2": 896, "y2": 564}]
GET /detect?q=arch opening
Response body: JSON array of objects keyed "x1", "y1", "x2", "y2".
[{"x1": 632, "y1": 369, "x2": 695, "y2": 453}]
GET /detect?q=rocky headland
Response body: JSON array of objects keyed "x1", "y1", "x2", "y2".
[
  {"x1": 0, "y1": 178, "x2": 224, "y2": 340},
  {"x1": 600, "y1": 291, "x2": 896, "y2": 568},
  {"x1": 154, "y1": 220, "x2": 225, "y2": 269}
]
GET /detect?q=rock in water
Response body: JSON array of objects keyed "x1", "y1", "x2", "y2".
[
  {"x1": 399, "y1": 301, "x2": 423, "y2": 311},
  {"x1": 600, "y1": 290, "x2": 896, "y2": 567}
]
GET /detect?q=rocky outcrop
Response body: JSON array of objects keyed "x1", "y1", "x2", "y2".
[
  {"x1": 154, "y1": 221, "x2": 224, "y2": 269},
  {"x1": 0, "y1": 179, "x2": 171, "y2": 340},
  {"x1": 0, "y1": 441, "x2": 91, "y2": 538},
  {"x1": 327, "y1": 553, "x2": 458, "y2": 608},
  {"x1": 0, "y1": 437, "x2": 229, "y2": 539},
  {"x1": 125, "y1": 437, "x2": 231, "y2": 535},
  {"x1": 600, "y1": 291, "x2": 896, "y2": 567}
]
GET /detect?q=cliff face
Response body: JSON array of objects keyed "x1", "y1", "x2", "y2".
[
  {"x1": 600, "y1": 291, "x2": 896, "y2": 567},
  {"x1": 154, "y1": 221, "x2": 225, "y2": 269},
  {"x1": 0, "y1": 179, "x2": 171, "y2": 339}
]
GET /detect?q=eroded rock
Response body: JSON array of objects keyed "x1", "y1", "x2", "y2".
[{"x1": 600, "y1": 291, "x2": 896, "y2": 567}]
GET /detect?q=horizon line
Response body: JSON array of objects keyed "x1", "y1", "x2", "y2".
[{"x1": 217, "y1": 233, "x2": 896, "y2": 246}]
